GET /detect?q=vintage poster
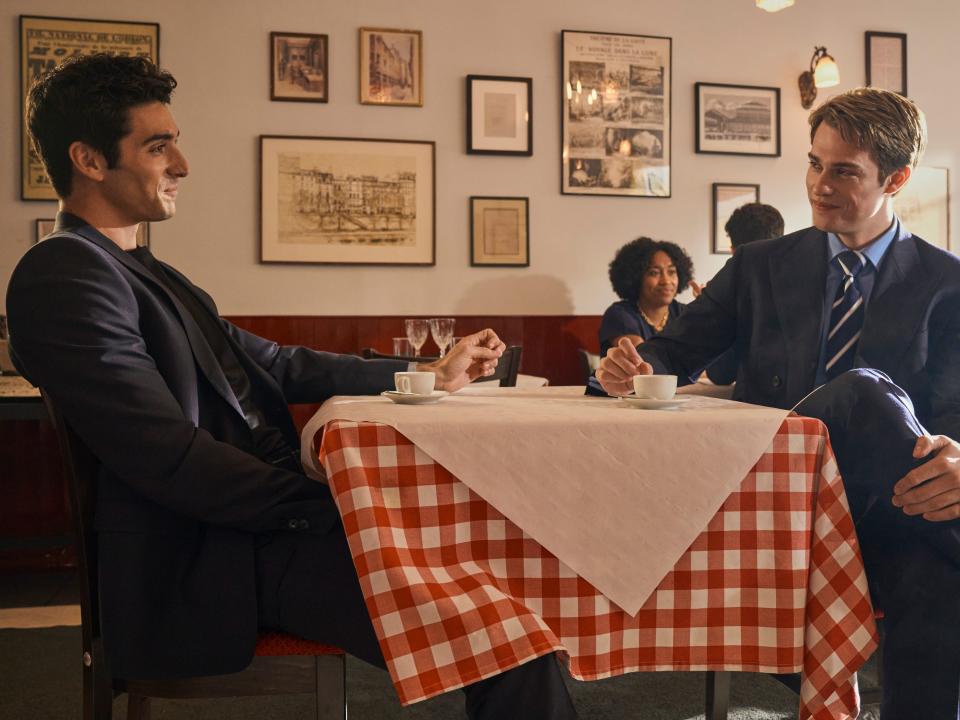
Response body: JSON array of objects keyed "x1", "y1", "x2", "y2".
[
  {"x1": 20, "y1": 16, "x2": 159, "y2": 200},
  {"x1": 561, "y1": 30, "x2": 671, "y2": 198}
]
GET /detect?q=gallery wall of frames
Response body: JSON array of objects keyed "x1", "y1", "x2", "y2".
[{"x1": 0, "y1": 0, "x2": 956, "y2": 317}]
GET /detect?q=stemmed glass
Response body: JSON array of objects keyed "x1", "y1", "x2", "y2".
[
  {"x1": 428, "y1": 318, "x2": 456, "y2": 358},
  {"x1": 404, "y1": 319, "x2": 430, "y2": 358}
]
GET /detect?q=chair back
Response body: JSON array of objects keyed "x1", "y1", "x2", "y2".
[
  {"x1": 362, "y1": 345, "x2": 522, "y2": 387},
  {"x1": 42, "y1": 392, "x2": 114, "y2": 719},
  {"x1": 577, "y1": 348, "x2": 600, "y2": 384}
]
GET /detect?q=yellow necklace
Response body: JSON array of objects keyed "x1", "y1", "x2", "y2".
[{"x1": 639, "y1": 308, "x2": 668, "y2": 332}]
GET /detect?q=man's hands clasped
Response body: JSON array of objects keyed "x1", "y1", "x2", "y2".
[{"x1": 894, "y1": 434, "x2": 960, "y2": 522}]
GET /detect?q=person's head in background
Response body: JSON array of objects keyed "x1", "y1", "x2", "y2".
[
  {"x1": 609, "y1": 237, "x2": 694, "y2": 315},
  {"x1": 724, "y1": 203, "x2": 785, "y2": 252}
]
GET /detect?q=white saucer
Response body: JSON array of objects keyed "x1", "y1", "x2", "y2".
[
  {"x1": 381, "y1": 390, "x2": 449, "y2": 405},
  {"x1": 620, "y1": 396, "x2": 691, "y2": 410}
]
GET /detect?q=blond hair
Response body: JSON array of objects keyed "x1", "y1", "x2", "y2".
[{"x1": 809, "y1": 88, "x2": 926, "y2": 180}]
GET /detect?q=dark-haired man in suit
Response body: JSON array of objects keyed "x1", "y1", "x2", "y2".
[
  {"x1": 8, "y1": 53, "x2": 577, "y2": 718},
  {"x1": 599, "y1": 88, "x2": 960, "y2": 720}
]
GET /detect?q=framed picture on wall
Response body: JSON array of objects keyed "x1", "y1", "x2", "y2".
[
  {"x1": 712, "y1": 183, "x2": 759, "y2": 255},
  {"x1": 359, "y1": 28, "x2": 422, "y2": 106},
  {"x1": 695, "y1": 83, "x2": 781, "y2": 157},
  {"x1": 866, "y1": 31, "x2": 907, "y2": 96},
  {"x1": 466, "y1": 75, "x2": 532, "y2": 155},
  {"x1": 894, "y1": 166, "x2": 949, "y2": 251},
  {"x1": 561, "y1": 30, "x2": 672, "y2": 198},
  {"x1": 470, "y1": 196, "x2": 529, "y2": 267},
  {"x1": 34, "y1": 219, "x2": 149, "y2": 246},
  {"x1": 260, "y1": 135, "x2": 435, "y2": 265},
  {"x1": 20, "y1": 15, "x2": 160, "y2": 201},
  {"x1": 270, "y1": 31, "x2": 328, "y2": 102}
]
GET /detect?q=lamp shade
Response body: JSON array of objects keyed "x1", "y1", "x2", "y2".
[
  {"x1": 814, "y1": 54, "x2": 840, "y2": 88},
  {"x1": 755, "y1": 0, "x2": 795, "y2": 11}
]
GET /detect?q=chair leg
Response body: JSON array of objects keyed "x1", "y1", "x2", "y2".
[
  {"x1": 705, "y1": 670, "x2": 731, "y2": 720},
  {"x1": 126, "y1": 694, "x2": 151, "y2": 720},
  {"x1": 315, "y1": 655, "x2": 347, "y2": 720}
]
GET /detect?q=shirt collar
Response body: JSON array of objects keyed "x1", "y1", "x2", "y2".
[{"x1": 826, "y1": 216, "x2": 899, "y2": 270}]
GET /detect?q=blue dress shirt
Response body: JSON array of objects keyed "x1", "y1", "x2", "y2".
[{"x1": 814, "y1": 218, "x2": 899, "y2": 385}]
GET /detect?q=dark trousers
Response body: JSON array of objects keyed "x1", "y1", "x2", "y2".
[
  {"x1": 796, "y1": 369, "x2": 960, "y2": 720},
  {"x1": 254, "y1": 490, "x2": 577, "y2": 719}
]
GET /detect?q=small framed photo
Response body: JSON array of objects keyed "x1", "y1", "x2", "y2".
[
  {"x1": 260, "y1": 135, "x2": 435, "y2": 265},
  {"x1": 470, "y1": 196, "x2": 529, "y2": 267},
  {"x1": 695, "y1": 83, "x2": 780, "y2": 157},
  {"x1": 712, "y1": 183, "x2": 759, "y2": 255},
  {"x1": 35, "y1": 219, "x2": 149, "y2": 246},
  {"x1": 359, "y1": 28, "x2": 422, "y2": 106},
  {"x1": 466, "y1": 75, "x2": 532, "y2": 156},
  {"x1": 866, "y1": 31, "x2": 907, "y2": 96},
  {"x1": 270, "y1": 32, "x2": 328, "y2": 102}
]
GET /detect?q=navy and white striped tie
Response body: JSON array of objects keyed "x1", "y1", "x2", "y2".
[{"x1": 825, "y1": 250, "x2": 866, "y2": 380}]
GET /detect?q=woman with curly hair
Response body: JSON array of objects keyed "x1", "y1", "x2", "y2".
[{"x1": 599, "y1": 237, "x2": 695, "y2": 357}]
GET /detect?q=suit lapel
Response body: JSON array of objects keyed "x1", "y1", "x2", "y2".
[
  {"x1": 858, "y1": 228, "x2": 932, "y2": 372},
  {"x1": 65, "y1": 226, "x2": 247, "y2": 421},
  {"x1": 769, "y1": 229, "x2": 828, "y2": 398}
]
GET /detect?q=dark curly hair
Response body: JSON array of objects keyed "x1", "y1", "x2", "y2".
[
  {"x1": 724, "y1": 203, "x2": 785, "y2": 249},
  {"x1": 26, "y1": 53, "x2": 177, "y2": 198},
  {"x1": 608, "y1": 237, "x2": 694, "y2": 301}
]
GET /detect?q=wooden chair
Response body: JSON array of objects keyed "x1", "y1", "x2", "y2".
[
  {"x1": 362, "y1": 345, "x2": 524, "y2": 387},
  {"x1": 42, "y1": 392, "x2": 348, "y2": 720}
]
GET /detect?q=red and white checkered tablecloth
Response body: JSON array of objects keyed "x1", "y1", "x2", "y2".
[{"x1": 317, "y1": 415, "x2": 877, "y2": 720}]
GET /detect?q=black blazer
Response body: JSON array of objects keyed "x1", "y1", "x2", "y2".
[
  {"x1": 638, "y1": 225, "x2": 960, "y2": 439},
  {"x1": 6, "y1": 222, "x2": 404, "y2": 679}
]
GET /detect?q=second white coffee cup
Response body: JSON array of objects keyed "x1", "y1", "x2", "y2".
[
  {"x1": 632, "y1": 374, "x2": 677, "y2": 400},
  {"x1": 394, "y1": 371, "x2": 436, "y2": 395}
]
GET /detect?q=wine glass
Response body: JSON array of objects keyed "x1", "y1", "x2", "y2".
[
  {"x1": 404, "y1": 319, "x2": 429, "y2": 357},
  {"x1": 428, "y1": 318, "x2": 456, "y2": 358}
]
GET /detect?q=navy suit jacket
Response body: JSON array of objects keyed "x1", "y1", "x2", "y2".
[
  {"x1": 6, "y1": 221, "x2": 404, "y2": 679},
  {"x1": 637, "y1": 225, "x2": 960, "y2": 440}
]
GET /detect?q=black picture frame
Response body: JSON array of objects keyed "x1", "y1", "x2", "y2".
[
  {"x1": 865, "y1": 31, "x2": 907, "y2": 96},
  {"x1": 466, "y1": 75, "x2": 533, "y2": 156},
  {"x1": 695, "y1": 82, "x2": 781, "y2": 157},
  {"x1": 561, "y1": 30, "x2": 672, "y2": 198},
  {"x1": 270, "y1": 31, "x2": 329, "y2": 103},
  {"x1": 469, "y1": 196, "x2": 530, "y2": 267},
  {"x1": 19, "y1": 15, "x2": 160, "y2": 201},
  {"x1": 712, "y1": 183, "x2": 760, "y2": 255}
]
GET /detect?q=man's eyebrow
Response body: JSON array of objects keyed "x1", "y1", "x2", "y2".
[
  {"x1": 141, "y1": 131, "x2": 179, "y2": 145},
  {"x1": 807, "y1": 152, "x2": 862, "y2": 170}
]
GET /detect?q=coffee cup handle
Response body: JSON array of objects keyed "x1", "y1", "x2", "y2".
[{"x1": 397, "y1": 377, "x2": 411, "y2": 393}]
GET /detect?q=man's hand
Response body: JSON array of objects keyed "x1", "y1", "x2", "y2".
[
  {"x1": 596, "y1": 336, "x2": 654, "y2": 396},
  {"x1": 892, "y1": 435, "x2": 960, "y2": 521},
  {"x1": 690, "y1": 280, "x2": 704, "y2": 298},
  {"x1": 418, "y1": 328, "x2": 505, "y2": 392}
]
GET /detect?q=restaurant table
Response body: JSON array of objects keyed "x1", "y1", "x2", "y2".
[
  {"x1": 0, "y1": 374, "x2": 45, "y2": 421},
  {"x1": 303, "y1": 386, "x2": 877, "y2": 720}
]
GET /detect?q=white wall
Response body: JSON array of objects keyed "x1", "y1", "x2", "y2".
[{"x1": 2, "y1": 0, "x2": 957, "y2": 316}]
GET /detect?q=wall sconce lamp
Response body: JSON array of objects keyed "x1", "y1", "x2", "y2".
[
  {"x1": 756, "y1": 0, "x2": 795, "y2": 11},
  {"x1": 798, "y1": 46, "x2": 839, "y2": 109}
]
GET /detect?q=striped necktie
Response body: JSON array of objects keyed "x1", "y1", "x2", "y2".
[{"x1": 825, "y1": 250, "x2": 866, "y2": 380}]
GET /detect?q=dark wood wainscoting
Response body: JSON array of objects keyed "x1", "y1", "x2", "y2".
[{"x1": 1, "y1": 315, "x2": 602, "y2": 570}]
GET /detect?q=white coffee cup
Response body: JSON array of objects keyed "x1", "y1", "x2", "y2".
[
  {"x1": 632, "y1": 374, "x2": 677, "y2": 400},
  {"x1": 394, "y1": 371, "x2": 435, "y2": 395}
]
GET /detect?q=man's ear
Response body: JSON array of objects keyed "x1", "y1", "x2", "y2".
[
  {"x1": 67, "y1": 141, "x2": 108, "y2": 183},
  {"x1": 884, "y1": 165, "x2": 911, "y2": 196}
]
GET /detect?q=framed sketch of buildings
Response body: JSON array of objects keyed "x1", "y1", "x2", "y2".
[
  {"x1": 695, "y1": 83, "x2": 781, "y2": 157},
  {"x1": 270, "y1": 31, "x2": 328, "y2": 102},
  {"x1": 561, "y1": 30, "x2": 672, "y2": 198},
  {"x1": 895, "y1": 166, "x2": 949, "y2": 252},
  {"x1": 260, "y1": 136, "x2": 435, "y2": 265},
  {"x1": 470, "y1": 197, "x2": 529, "y2": 266},
  {"x1": 866, "y1": 31, "x2": 907, "y2": 96},
  {"x1": 359, "y1": 28, "x2": 422, "y2": 106},
  {"x1": 19, "y1": 15, "x2": 160, "y2": 200},
  {"x1": 712, "y1": 183, "x2": 759, "y2": 255},
  {"x1": 467, "y1": 75, "x2": 532, "y2": 155}
]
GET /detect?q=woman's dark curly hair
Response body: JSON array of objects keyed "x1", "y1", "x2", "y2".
[
  {"x1": 608, "y1": 237, "x2": 694, "y2": 301},
  {"x1": 27, "y1": 53, "x2": 177, "y2": 198}
]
